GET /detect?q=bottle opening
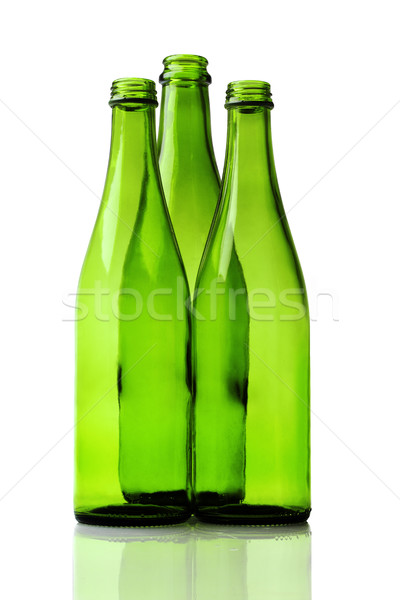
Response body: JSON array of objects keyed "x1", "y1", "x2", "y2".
[
  {"x1": 225, "y1": 81, "x2": 274, "y2": 109},
  {"x1": 159, "y1": 54, "x2": 211, "y2": 86},
  {"x1": 109, "y1": 78, "x2": 158, "y2": 107}
]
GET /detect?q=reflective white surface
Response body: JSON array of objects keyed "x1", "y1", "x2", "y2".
[
  {"x1": 2, "y1": 481, "x2": 399, "y2": 599},
  {"x1": 74, "y1": 519, "x2": 311, "y2": 600}
]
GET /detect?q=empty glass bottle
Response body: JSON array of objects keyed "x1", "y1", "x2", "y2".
[
  {"x1": 75, "y1": 78, "x2": 191, "y2": 525},
  {"x1": 158, "y1": 54, "x2": 220, "y2": 295},
  {"x1": 193, "y1": 81, "x2": 311, "y2": 524}
]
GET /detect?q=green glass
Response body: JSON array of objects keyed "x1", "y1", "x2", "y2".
[
  {"x1": 193, "y1": 81, "x2": 311, "y2": 524},
  {"x1": 74, "y1": 78, "x2": 191, "y2": 526},
  {"x1": 158, "y1": 54, "x2": 220, "y2": 295}
]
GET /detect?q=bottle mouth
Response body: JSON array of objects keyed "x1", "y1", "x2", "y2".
[
  {"x1": 109, "y1": 78, "x2": 158, "y2": 107},
  {"x1": 159, "y1": 54, "x2": 211, "y2": 86},
  {"x1": 225, "y1": 80, "x2": 274, "y2": 109}
]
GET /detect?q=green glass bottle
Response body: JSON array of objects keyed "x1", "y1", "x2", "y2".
[
  {"x1": 75, "y1": 78, "x2": 191, "y2": 526},
  {"x1": 193, "y1": 81, "x2": 311, "y2": 524},
  {"x1": 158, "y1": 54, "x2": 220, "y2": 295}
]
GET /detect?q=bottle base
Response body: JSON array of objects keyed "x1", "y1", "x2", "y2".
[
  {"x1": 194, "y1": 504, "x2": 311, "y2": 525},
  {"x1": 75, "y1": 504, "x2": 191, "y2": 527}
]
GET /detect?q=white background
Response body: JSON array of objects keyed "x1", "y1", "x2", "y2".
[{"x1": 0, "y1": 0, "x2": 399, "y2": 597}]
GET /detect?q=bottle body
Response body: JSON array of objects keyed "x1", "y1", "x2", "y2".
[
  {"x1": 74, "y1": 79, "x2": 191, "y2": 525},
  {"x1": 158, "y1": 54, "x2": 220, "y2": 295},
  {"x1": 193, "y1": 82, "x2": 310, "y2": 524}
]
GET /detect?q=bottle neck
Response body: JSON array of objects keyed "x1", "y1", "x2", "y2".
[
  {"x1": 101, "y1": 103, "x2": 161, "y2": 233},
  {"x1": 157, "y1": 83, "x2": 216, "y2": 160},
  {"x1": 108, "y1": 103, "x2": 158, "y2": 172},
  {"x1": 223, "y1": 105, "x2": 278, "y2": 194}
]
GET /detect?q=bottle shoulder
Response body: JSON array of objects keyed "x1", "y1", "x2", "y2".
[
  {"x1": 77, "y1": 201, "x2": 133, "y2": 288},
  {"x1": 196, "y1": 190, "x2": 308, "y2": 301},
  {"x1": 78, "y1": 181, "x2": 185, "y2": 288}
]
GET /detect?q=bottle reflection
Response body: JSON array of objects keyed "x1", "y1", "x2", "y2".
[
  {"x1": 74, "y1": 523, "x2": 193, "y2": 600},
  {"x1": 74, "y1": 521, "x2": 311, "y2": 600},
  {"x1": 193, "y1": 522, "x2": 311, "y2": 600}
]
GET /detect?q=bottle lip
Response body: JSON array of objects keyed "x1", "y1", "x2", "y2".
[
  {"x1": 109, "y1": 78, "x2": 158, "y2": 107},
  {"x1": 159, "y1": 54, "x2": 211, "y2": 86},
  {"x1": 225, "y1": 80, "x2": 274, "y2": 109}
]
